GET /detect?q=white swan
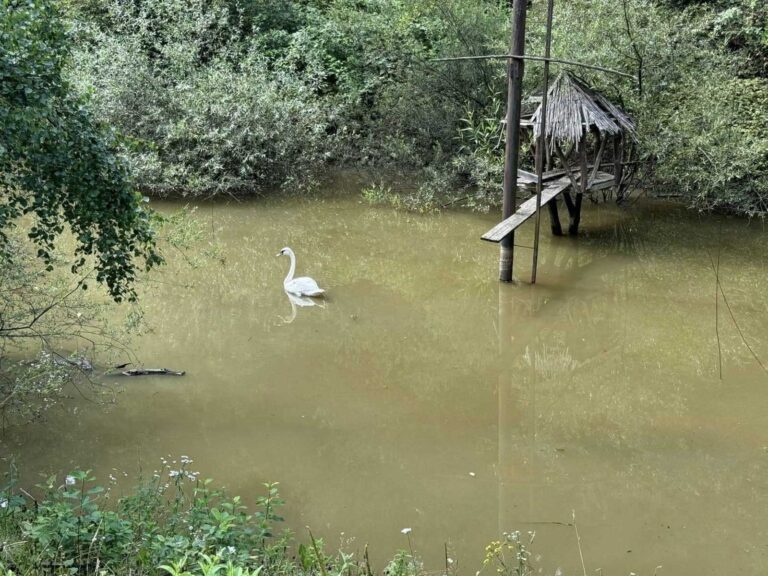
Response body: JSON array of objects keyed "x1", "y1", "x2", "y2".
[{"x1": 276, "y1": 247, "x2": 325, "y2": 297}]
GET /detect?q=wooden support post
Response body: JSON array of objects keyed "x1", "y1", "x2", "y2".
[
  {"x1": 553, "y1": 143, "x2": 580, "y2": 235},
  {"x1": 499, "y1": 0, "x2": 528, "y2": 283},
  {"x1": 531, "y1": 0, "x2": 555, "y2": 284},
  {"x1": 547, "y1": 201, "x2": 563, "y2": 236},
  {"x1": 570, "y1": 192, "x2": 583, "y2": 235},
  {"x1": 545, "y1": 142, "x2": 552, "y2": 172},
  {"x1": 544, "y1": 120, "x2": 562, "y2": 236},
  {"x1": 567, "y1": 136, "x2": 587, "y2": 235},
  {"x1": 588, "y1": 132, "x2": 606, "y2": 187},
  {"x1": 562, "y1": 190, "x2": 576, "y2": 214},
  {"x1": 613, "y1": 133, "x2": 624, "y2": 195},
  {"x1": 554, "y1": 143, "x2": 580, "y2": 193},
  {"x1": 561, "y1": 190, "x2": 581, "y2": 235},
  {"x1": 580, "y1": 137, "x2": 588, "y2": 195}
]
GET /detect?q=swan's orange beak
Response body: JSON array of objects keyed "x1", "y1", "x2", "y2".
[{"x1": 275, "y1": 251, "x2": 283, "y2": 257}]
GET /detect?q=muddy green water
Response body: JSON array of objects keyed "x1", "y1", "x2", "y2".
[{"x1": 3, "y1": 190, "x2": 768, "y2": 575}]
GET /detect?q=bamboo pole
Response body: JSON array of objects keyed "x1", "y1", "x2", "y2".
[
  {"x1": 499, "y1": 0, "x2": 528, "y2": 282},
  {"x1": 531, "y1": 0, "x2": 555, "y2": 284}
]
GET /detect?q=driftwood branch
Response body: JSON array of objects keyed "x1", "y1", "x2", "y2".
[{"x1": 114, "y1": 368, "x2": 186, "y2": 377}]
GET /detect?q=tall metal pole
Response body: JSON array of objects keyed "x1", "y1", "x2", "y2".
[
  {"x1": 531, "y1": 0, "x2": 555, "y2": 284},
  {"x1": 499, "y1": 0, "x2": 528, "y2": 282}
]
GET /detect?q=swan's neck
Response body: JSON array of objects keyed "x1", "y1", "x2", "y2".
[{"x1": 284, "y1": 250, "x2": 296, "y2": 285}]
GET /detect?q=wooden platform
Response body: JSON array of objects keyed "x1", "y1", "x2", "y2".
[
  {"x1": 482, "y1": 171, "x2": 615, "y2": 243},
  {"x1": 482, "y1": 177, "x2": 570, "y2": 242}
]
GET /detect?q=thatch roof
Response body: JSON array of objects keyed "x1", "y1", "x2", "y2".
[{"x1": 530, "y1": 71, "x2": 636, "y2": 145}]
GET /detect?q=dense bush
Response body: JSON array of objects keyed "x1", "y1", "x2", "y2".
[
  {"x1": 0, "y1": 462, "x2": 290, "y2": 574},
  {"x1": 67, "y1": 0, "x2": 328, "y2": 196},
  {"x1": 437, "y1": 0, "x2": 768, "y2": 215},
  {"x1": 64, "y1": 0, "x2": 507, "y2": 197},
  {"x1": 0, "y1": 463, "x2": 538, "y2": 576},
  {"x1": 547, "y1": 0, "x2": 768, "y2": 215},
  {"x1": 61, "y1": 0, "x2": 767, "y2": 214}
]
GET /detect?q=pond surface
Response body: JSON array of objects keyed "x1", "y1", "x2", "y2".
[{"x1": 3, "y1": 187, "x2": 768, "y2": 575}]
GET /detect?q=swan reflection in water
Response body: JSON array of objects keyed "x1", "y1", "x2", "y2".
[{"x1": 280, "y1": 289, "x2": 326, "y2": 324}]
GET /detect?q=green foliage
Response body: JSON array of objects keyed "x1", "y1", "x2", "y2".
[
  {"x1": 64, "y1": 0, "x2": 508, "y2": 196},
  {"x1": 648, "y1": 74, "x2": 768, "y2": 214},
  {"x1": 450, "y1": 98, "x2": 507, "y2": 212},
  {"x1": 68, "y1": 0, "x2": 330, "y2": 196},
  {"x1": 0, "y1": 461, "x2": 289, "y2": 574},
  {"x1": 0, "y1": 203, "x2": 224, "y2": 425},
  {"x1": 536, "y1": 0, "x2": 768, "y2": 215},
  {"x1": 53, "y1": 0, "x2": 768, "y2": 215},
  {"x1": 0, "y1": 0, "x2": 162, "y2": 302},
  {"x1": 481, "y1": 532, "x2": 534, "y2": 576},
  {"x1": 661, "y1": 0, "x2": 767, "y2": 76},
  {"x1": 383, "y1": 550, "x2": 422, "y2": 576},
  {"x1": 361, "y1": 182, "x2": 398, "y2": 206},
  {"x1": 0, "y1": 463, "x2": 440, "y2": 576},
  {"x1": 0, "y1": 237, "x2": 133, "y2": 423}
]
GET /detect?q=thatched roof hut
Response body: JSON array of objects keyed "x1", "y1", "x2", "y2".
[{"x1": 529, "y1": 71, "x2": 636, "y2": 147}]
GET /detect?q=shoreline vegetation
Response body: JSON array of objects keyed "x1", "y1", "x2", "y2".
[
  {"x1": 0, "y1": 461, "x2": 538, "y2": 576},
  {"x1": 63, "y1": 0, "x2": 767, "y2": 216}
]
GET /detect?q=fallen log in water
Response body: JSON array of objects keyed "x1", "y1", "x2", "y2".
[{"x1": 117, "y1": 368, "x2": 185, "y2": 377}]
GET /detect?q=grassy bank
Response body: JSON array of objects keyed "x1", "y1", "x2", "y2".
[{"x1": 0, "y1": 461, "x2": 534, "y2": 576}]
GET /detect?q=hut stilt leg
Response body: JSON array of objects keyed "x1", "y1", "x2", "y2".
[
  {"x1": 567, "y1": 138, "x2": 588, "y2": 236},
  {"x1": 562, "y1": 191, "x2": 581, "y2": 235},
  {"x1": 613, "y1": 134, "x2": 624, "y2": 199},
  {"x1": 562, "y1": 190, "x2": 575, "y2": 214},
  {"x1": 569, "y1": 193, "x2": 583, "y2": 235},
  {"x1": 547, "y1": 199, "x2": 563, "y2": 236}
]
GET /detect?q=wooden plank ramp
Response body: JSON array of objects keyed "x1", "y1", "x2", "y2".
[
  {"x1": 588, "y1": 171, "x2": 615, "y2": 190},
  {"x1": 482, "y1": 176, "x2": 571, "y2": 243}
]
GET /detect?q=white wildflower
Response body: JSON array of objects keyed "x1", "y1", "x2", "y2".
[
  {"x1": 401, "y1": 528, "x2": 412, "y2": 535},
  {"x1": 65, "y1": 475, "x2": 76, "y2": 486}
]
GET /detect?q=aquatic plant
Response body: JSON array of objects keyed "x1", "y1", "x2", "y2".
[{"x1": 482, "y1": 531, "x2": 535, "y2": 576}]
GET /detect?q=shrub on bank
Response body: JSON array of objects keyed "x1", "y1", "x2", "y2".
[
  {"x1": 0, "y1": 462, "x2": 537, "y2": 576},
  {"x1": 0, "y1": 460, "x2": 287, "y2": 574},
  {"x1": 63, "y1": 0, "x2": 768, "y2": 215},
  {"x1": 65, "y1": 0, "x2": 506, "y2": 198},
  {"x1": 68, "y1": 0, "x2": 329, "y2": 197}
]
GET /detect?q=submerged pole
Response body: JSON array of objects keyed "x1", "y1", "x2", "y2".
[
  {"x1": 531, "y1": 0, "x2": 555, "y2": 284},
  {"x1": 499, "y1": 0, "x2": 528, "y2": 282}
]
